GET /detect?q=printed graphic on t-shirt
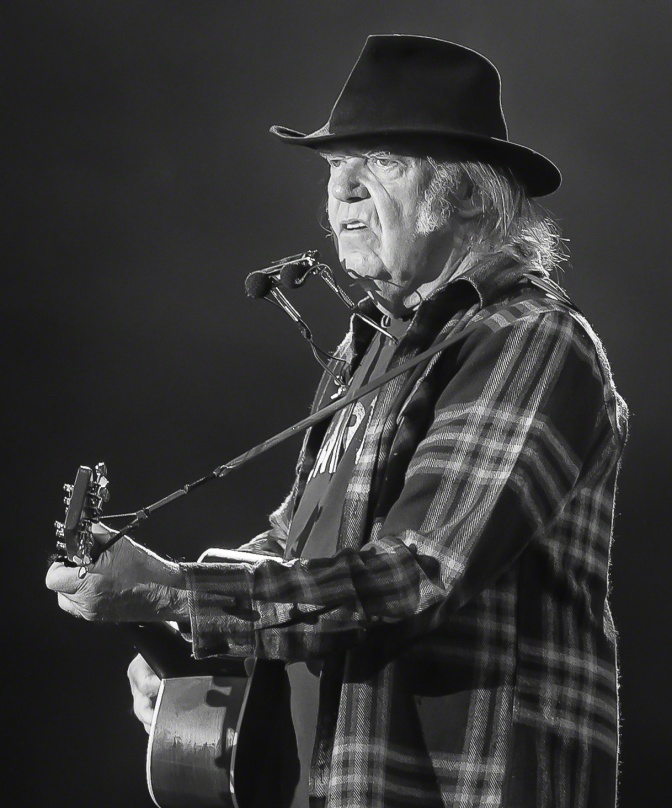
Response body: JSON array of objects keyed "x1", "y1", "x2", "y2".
[
  {"x1": 309, "y1": 400, "x2": 367, "y2": 480},
  {"x1": 355, "y1": 396, "x2": 377, "y2": 465}
]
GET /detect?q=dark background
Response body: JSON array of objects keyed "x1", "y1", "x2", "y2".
[{"x1": 4, "y1": 2, "x2": 671, "y2": 805}]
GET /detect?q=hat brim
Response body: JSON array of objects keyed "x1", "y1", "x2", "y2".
[{"x1": 269, "y1": 124, "x2": 561, "y2": 197}]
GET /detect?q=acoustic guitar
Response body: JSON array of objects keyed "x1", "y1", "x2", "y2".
[{"x1": 54, "y1": 464, "x2": 299, "y2": 808}]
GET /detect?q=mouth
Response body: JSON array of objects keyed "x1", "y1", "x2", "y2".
[{"x1": 339, "y1": 219, "x2": 369, "y2": 233}]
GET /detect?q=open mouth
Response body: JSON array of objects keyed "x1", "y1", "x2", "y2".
[{"x1": 340, "y1": 219, "x2": 368, "y2": 232}]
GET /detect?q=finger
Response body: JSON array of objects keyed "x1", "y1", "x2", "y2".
[
  {"x1": 45, "y1": 561, "x2": 65, "y2": 590},
  {"x1": 128, "y1": 655, "x2": 160, "y2": 698},
  {"x1": 133, "y1": 692, "x2": 156, "y2": 729},
  {"x1": 128, "y1": 652, "x2": 153, "y2": 680},
  {"x1": 46, "y1": 562, "x2": 85, "y2": 595}
]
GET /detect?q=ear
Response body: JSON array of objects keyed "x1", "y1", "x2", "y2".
[{"x1": 453, "y1": 178, "x2": 484, "y2": 220}]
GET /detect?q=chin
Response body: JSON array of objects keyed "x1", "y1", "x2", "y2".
[{"x1": 339, "y1": 249, "x2": 385, "y2": 276}]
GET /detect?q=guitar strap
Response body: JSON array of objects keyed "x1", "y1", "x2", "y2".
[
  {"x1": 100, "y1": 320, "x2": 479, "y2": 553},
  {"x1": 101, "y1": 276, "x2": 576, "y2": 553}
]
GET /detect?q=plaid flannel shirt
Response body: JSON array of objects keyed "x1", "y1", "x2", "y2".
[{"x1": 182, "y1": 254, "x2": 628, "y2": 808}]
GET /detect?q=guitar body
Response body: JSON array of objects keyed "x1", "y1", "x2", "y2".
[
  {"x1": 146, "y1": 659, "x2": 299, "y2": 808},
  {"x1": 147, "y1": 674, "x2": 247, "y2": 808}
]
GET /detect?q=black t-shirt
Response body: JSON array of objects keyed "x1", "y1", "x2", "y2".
[{"x1": 284, "y1": 317, "x2": 409, "y2": 807}]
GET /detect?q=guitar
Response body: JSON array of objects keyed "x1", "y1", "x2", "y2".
[{"x1": 54, "y1": 465, "x2": 298, "y2": 808}]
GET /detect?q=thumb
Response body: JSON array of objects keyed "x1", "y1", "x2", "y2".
[{"x1": 46, "y1": 561, "x2": 84, "y2": 595}]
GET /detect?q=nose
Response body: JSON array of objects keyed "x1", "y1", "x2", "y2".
[{"x1": 329, "y1": 161, "x2": 370, "y2": 203}]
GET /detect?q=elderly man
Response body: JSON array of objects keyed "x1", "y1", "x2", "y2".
[{"x1": 47, "y1": 36, "x2": 627, "y2": 808}]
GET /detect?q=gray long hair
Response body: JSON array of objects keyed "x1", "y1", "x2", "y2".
[{"x1": 419, "y1": 158, "x2": 568, "y2": 275}]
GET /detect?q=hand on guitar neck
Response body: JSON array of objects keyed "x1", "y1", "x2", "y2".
[{"x1": 46, "y1": 521, "x2": 190, "y2": 624}]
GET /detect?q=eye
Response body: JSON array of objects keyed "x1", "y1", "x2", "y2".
[
  {"x1": 367, "y1": 154, "x2": 403, "y2": 174},
  {"x1": 371, "y1": 156, "x2": 394, "y2": 168},
  {"x1": 324, "y1": 155, "x2": 346, "y2": 168}
]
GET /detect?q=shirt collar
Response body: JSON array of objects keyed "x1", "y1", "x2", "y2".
[
  {"x1": 448, "y1": 252, "x2": 530, "y2": 308},
  {"x1": 349, "y1": 252, "x2": 531, "y2": 353}
]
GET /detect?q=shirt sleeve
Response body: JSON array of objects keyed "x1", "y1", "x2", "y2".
[{"x1": 181, "y1": 308, "x2": 612, "y2": 660}]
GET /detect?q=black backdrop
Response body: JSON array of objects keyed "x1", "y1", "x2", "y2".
[{"x1": 3, "y1": 2, "x2": 671, "y2": 805}]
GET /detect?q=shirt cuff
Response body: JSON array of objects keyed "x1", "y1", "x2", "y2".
[{"x1": 180, "y1": 561, "x2": 259, "y2": 659}]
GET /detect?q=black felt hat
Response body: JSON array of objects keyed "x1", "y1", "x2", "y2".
[{"x1": 270, "y1": 35, "x2": 561, "y2": 197}]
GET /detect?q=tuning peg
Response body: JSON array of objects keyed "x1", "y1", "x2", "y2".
[
  {"x1": 98, "y1": 487, "x2": 110, "y2": 503},
  {"x1": 55, "y1": 540, "x2": 66, "y2": 554},
  {"x1": 95, "y1": 462, "x2": 108, "y2": 478},
  {"x1": 54, "y1": 521, "x2": 65, "y2": 539},
  {"x1": 63, "y1": 484, "x2": 73, "y2": 495}
]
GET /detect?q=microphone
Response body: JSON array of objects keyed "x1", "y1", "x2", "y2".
[
  {"x1": 244, "y1": 267, "x2": 312, "y2": 340},
  {"x1": 245, "y1": 251, "x2": 320, "y2": 298},
  {"x1": 244, "y1": 271, "x2": 274, "y2": 299},
  {"x1": 244, "y1": 249, "x2": 348, "y2": 391},
  {"x1": 245, "y1": 249, "x2": 396, "y2": 377},
  {"x1": 279, "y1": 261, "x2": 318, "y2": 290}
]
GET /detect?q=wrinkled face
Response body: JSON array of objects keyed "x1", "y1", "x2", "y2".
[{"x1": 324, "y1": 147, "x2": 453, "y2": 315}]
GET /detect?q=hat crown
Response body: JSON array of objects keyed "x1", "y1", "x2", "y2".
[{"x1": 328, "y1": 35, "x2": 508, "y2": 141}]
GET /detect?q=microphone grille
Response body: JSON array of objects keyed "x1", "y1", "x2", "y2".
[
  {"x1": 245, "y1": 271, "x2": 273, "y2": 299},
  {"x1": 279, "y1": 263, "x2": 309, "y2": 289}
]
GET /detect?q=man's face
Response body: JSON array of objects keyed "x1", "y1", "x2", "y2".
[{"x1": 324, "y1": 146, "x2": 454, "y2": 315}]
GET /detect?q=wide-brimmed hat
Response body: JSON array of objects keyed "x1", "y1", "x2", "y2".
[{"x1": 270, "y1": 35, "x2": 561, "y2": 197}]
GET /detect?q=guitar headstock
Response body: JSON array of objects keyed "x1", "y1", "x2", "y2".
[{"x1": 54, "y1": 463, "x2": 110, "y2": 566}]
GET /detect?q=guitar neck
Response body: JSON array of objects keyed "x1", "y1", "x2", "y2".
[{"x1": 121, "y1": 622, "x2": 246, "y2": 679}]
